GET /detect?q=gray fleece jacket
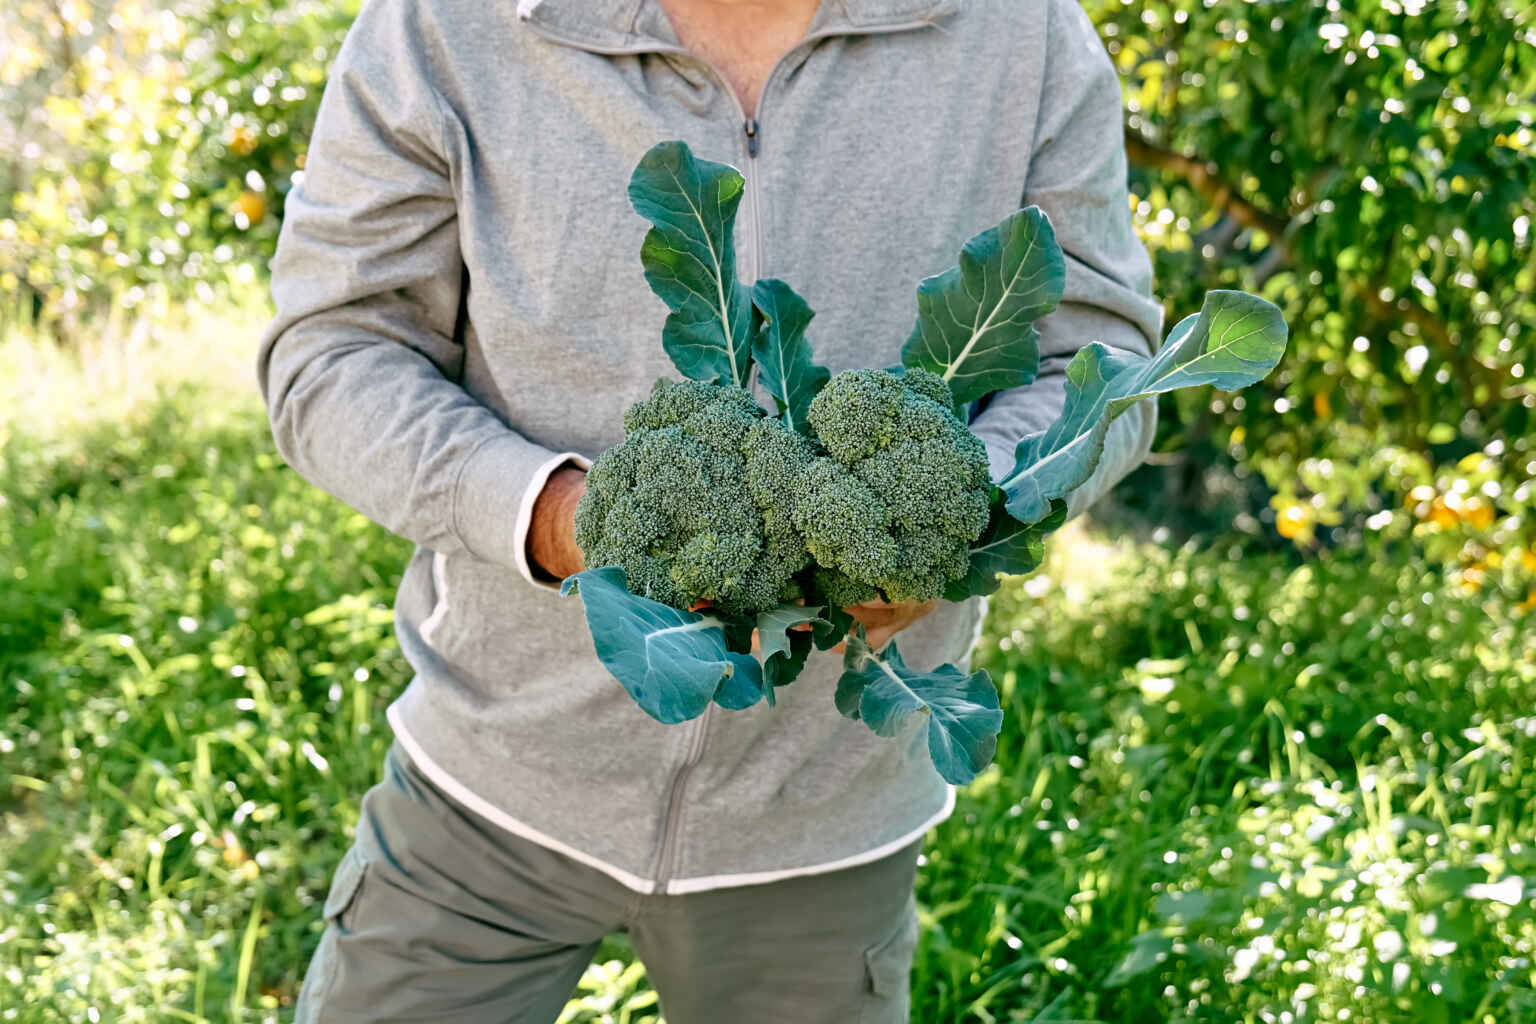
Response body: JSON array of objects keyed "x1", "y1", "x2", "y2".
[{"x1": 255, "y1": 0, "x2": 1163, "y2": 894}]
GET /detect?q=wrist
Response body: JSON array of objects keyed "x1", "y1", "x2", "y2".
[{"x1": 528, "y1": 466, "x2": 587, "y2": 580}]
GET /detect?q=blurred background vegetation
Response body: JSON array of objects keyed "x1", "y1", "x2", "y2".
[{"x1": 2, "y1": 1, "x2": 1534, "y2": 1021}]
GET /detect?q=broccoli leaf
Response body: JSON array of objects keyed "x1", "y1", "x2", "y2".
[
  {"x1": 713, "y1": 651, "x2": 770, "y2": 711},
  {"x1": 837, "y1": 630, "x2": 1003, "y2": 786},
  {"x1": 900, "y1": 206, "x2": 1064, "y2": 409},
  {"x1": 628, "y1": 140, "x2": 755, "y2": 388},
  {"x1": 716, "y1": 611, "x2": 757, "y2": 657},
  {"x1": 811, "y1": 606, "x2": 853, "y2": 651},
  {"x1": 751, "y1": 279, "x2": 829, "y2": 435},
  {"x1": 756, "y1": 604, "x2": 826, "y2": 699},
  {"x1": 1000, "y1": 290, "x2": 1289, "y2": 524},
  {"x1": 797, "y1": 573, "x2": 854, "y2": 650},
  {"x1": 944, "y1": 494, "x2": 1067, "y2": 601},
  {"x1": 560, "y1": 566, "x2": 759, "y2": 724}
]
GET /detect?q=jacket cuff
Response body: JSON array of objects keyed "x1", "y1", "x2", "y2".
[
  {"x1": 514, "y1": 450, "x2": 593, "y2": 589},
  {"x1": 453, "y1": 434, "x2": 591, "y2": 590}
]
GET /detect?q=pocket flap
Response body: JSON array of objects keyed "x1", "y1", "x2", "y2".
[
  {"x1": 322, "y1": 848, "x2": 368, "y2": 923},
  {"x1": 864, "y1": 898, "x2": 920, "y2": 998}
]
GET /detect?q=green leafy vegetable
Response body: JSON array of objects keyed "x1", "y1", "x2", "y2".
[
  {"x1": 560, "y1": 567, "x2": 760, "y2": 724},
  {"x1": 943, "y1": 494, "x2": 1067, "y2": 602},
  {"x1": 577, "y1": 142, "x2": 1289, "y2": 789},
  {"x1": 836, "y1": 629, "x2": 1003, "y2": 786},
  {"x1": 628, "y1": 140, "x2": 756, "y2": 387},
  {"x1": 572, "y1": 379, "x2": 813, "y2": 615},
  {"x1": 795, "y1": 367, "x2": 992, "y2": 603},
  {"x1": 750, "y1": 278, "x2": 829, "y2": 435},
  {"x1": 1000, "y1": 290, "x2": 1289, "y2": 524},
  {"x1": 900, "y1": 207, "x2": 1064, "y2": 408},
  {"x1": 755, "y1": 603, "x2": 826, "y2": 699}
]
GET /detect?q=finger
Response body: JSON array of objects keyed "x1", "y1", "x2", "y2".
[
  {"x1": 750, "y1": 628, "x2": 761, "y2": 653},
  {"x1": 846, "y1": 608, "x2": 898, "y2": 629}
]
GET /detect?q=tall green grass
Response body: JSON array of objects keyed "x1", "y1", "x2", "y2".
[{"x1": 2, "y1": 319, "x2": 1533, "y2": 1022}]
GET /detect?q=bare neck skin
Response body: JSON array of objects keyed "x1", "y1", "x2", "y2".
[{"x1": 655, "y1": 0, "x2": 821, "y2": 118}]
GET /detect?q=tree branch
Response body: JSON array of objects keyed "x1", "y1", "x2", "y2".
[
  {"x1": 1124, "y1": 128, "x2": 1290, "y2": 240},
  {"x1": 1124, "y1": 126, "x2": 1510, "y2": 401}
]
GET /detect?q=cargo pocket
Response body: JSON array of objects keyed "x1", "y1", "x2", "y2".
[
  {"x1": 859, "y1": 896, "x2": 919, "y2": 1024},
  {"x1": 298, "y1": 847, "x2": 372, "y2": 1019},
  {"x1": 322, "y1": 846, "x2": 369, "y2": 933}
]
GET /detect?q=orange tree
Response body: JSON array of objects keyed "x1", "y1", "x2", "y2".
[
  {"x1": 1085, "y1": 1, "x2": 1536, "y2": 576},
  {"x1": 0, "y1": 0, "x2": 355, "y2": 335}
]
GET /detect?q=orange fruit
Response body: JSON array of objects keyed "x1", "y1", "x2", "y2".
[
  {"x1": 230, "y1": 126, "x2": 258, "y2": 156},
  {"x1": 1428, "y1": 496, "x2": 1459, "y2": 529},
  {"x1": 1461, "y1": 499, "x2": 1496, "y2": 531},
  {"x1": 233, "y1": 190, "x2": 266, "y2": 225},
  {"x1": 1276, "y1": 504, "x2": 1311, "y2": 540}
]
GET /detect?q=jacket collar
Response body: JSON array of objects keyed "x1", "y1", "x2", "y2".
[{"x1": 516, "y1": 0, "x2": 960, "y2": 53}]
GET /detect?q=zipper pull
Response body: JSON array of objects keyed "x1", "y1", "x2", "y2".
[{"x1": 743, "y1": 117, "x2": 759, "y2": 158}]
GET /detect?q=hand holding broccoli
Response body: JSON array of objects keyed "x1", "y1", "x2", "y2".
[{"x1": 837, "y1": 597, "x2": 939, "y2": 652}]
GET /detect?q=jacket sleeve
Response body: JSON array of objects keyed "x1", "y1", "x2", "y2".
[
  {"x1": 253, "y1": 0, "x2": 582, "y2": 590},
  {"x1": 966, "y1": 0, "x2": 1165, "y2": 519}
]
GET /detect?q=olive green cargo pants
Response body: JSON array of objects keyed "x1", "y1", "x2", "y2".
[{"x1": 294, "y1": 740, "x2": 923, "y2": 1023}]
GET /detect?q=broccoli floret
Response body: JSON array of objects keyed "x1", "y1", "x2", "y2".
[
  {"x1": 898, "y1": 365, "x2": 957, "y2": 410},
  {"x1": 575, "y1": 379, "x2": 815, "y2": 614},
  {"x1": 812, "y1": 565, "x2": 881, "y2": 608},
  {"x1": 797, "y1": 368, "x2": 992, "y2": 603},
  {"x1": 792, "y1": 457, "x2": 900, "y2": 582}
]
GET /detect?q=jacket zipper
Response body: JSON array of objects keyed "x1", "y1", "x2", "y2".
[
  {"x1": 652, "y1": 701, "x2": 712, "y2": 891},
  {"x1": 519, "y1": 9, "x2": 946, "y2": 895},
  {"x1": 740, "y1": 116, "x2": 762, "y2": 392}
]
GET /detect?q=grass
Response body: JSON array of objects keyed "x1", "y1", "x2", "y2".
[{"x1": 2, "y1": 314, "x2": 1535, "y2": 1022}]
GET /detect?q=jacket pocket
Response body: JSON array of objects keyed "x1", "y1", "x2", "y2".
[
  {"x1": 322, "y1": 847, "x2": 369, "y2": 933},
  {"x1": 860, "y1": 895, "x2": 919, "y2": 1022}
]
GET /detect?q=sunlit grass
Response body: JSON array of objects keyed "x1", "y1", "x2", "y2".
[
  {"x1": 0, "y1": 284, "x2": 271, "y2": 444},
  {"x1": 2, "y1": 314, "x2": 1534, "y2": 1022}
]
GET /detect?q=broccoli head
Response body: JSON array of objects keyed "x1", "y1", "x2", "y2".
[
  {"x1": 796, "y1": 367, "x2": 991, "y2": 603},
  {"x1": 574, "y1": 379, "x2": 816, "y2": 615}
]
